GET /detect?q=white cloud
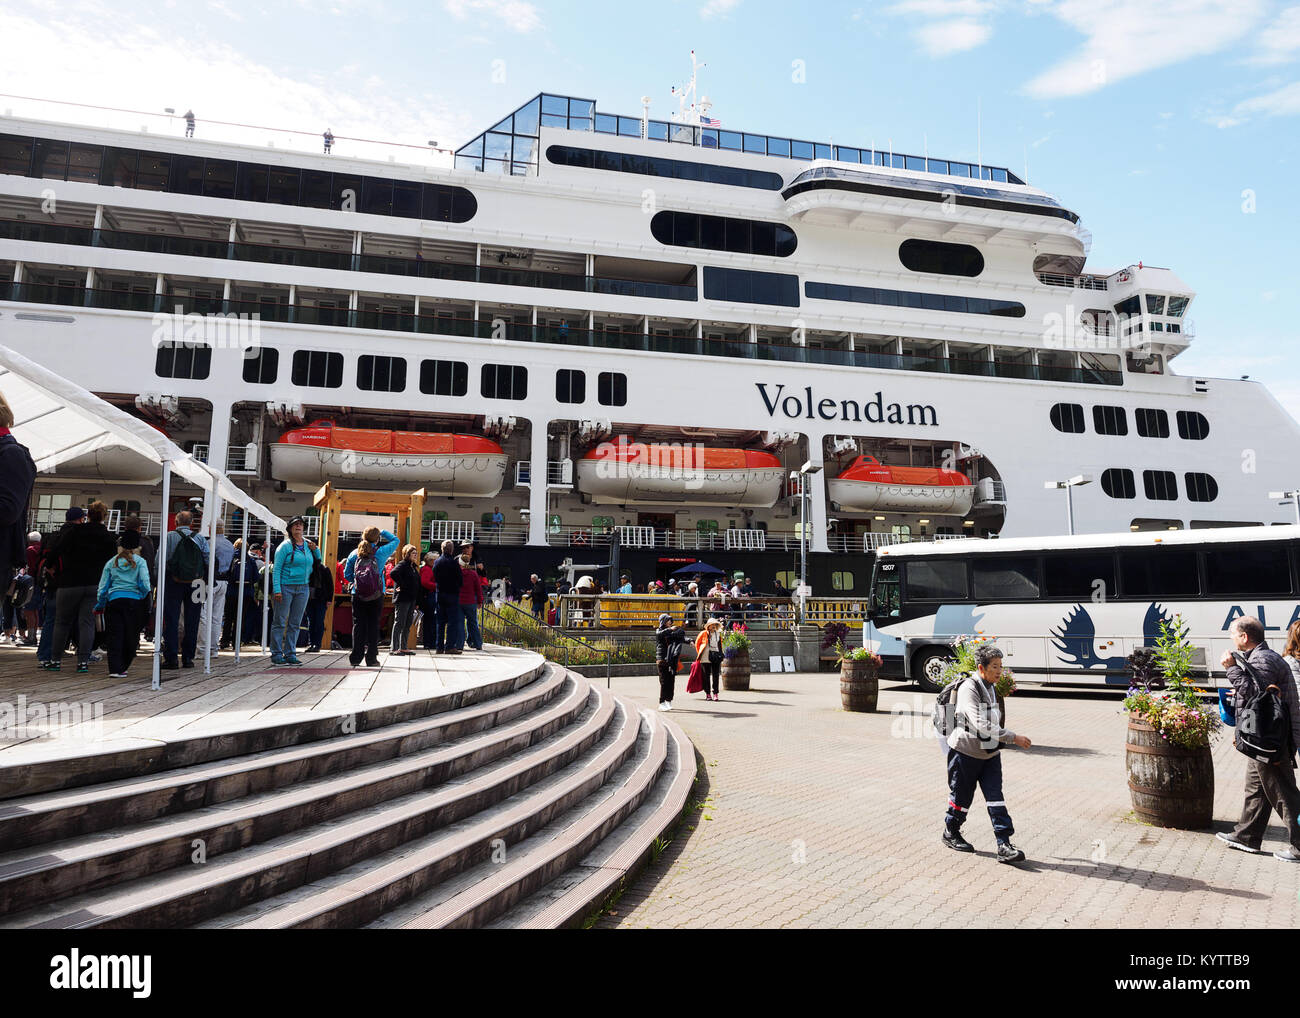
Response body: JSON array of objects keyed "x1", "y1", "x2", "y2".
[
  {"x1": 1218, "y1": 79, "x2": 1300, "y2": 124},
  {"x1": 1248, "y1": 5, "x2": 1300, "y2": 64},
  {"x1": 443, "y1": 0, "x2": 542, "y2": 33},
  {"x1": 914, "y1": 18, "x2": 992, "y2": 55},
  {"x1": 207, "y1": 0, "x2": 244, "y2": 21},
  {"x1": 701, "y1": 0, "x2": 742, "y2": 17},
  {"x1": 886, "y1": 0, "x2": 997, "y2": 57},
  {"x1": 1023, "y1": 0, "x2": 1268, "y2": 98}
]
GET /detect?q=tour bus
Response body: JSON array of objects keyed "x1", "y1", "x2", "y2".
[{"x1": 862, "y1": 524, "x2": 1300, "y2": 691}]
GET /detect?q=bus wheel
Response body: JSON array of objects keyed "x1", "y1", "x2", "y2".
[{"x1": 914, "y1": 649, "x2": 952, "y2": 694}]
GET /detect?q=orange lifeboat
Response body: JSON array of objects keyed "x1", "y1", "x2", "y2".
[
  {"x1": 575, "y1": 437, "x2": 784, "y2": 507},
  {"x1": 827, "y1": 455, "x2": 974, "y2": 514},
  {"x1": 269, "y1": 420, "x2": 507, "y2": 495}
]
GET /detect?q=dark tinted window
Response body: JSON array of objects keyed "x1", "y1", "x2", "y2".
[
  {"x1": 546, "y1": 144, "x2": 784, "y2": 190},
  {"x1": 1042, "y1": 552, "x2": 1116, "y2": 599},
  {"x1": 31, "y1": 138, "x2": 68, "y2": 179},
  {"x1": 242, "y1": 346, "x2": 278, "y2": 384},
  {"x1": 136, "y1": 151, "x2": 170, "y2": 190},
  {"x1": 1177, "y1": 410, "x2": 1209, "y2": 440},
  {"x1": 482, "y1": 364, "x2": 527, "y2": 400},
  {"x1": 898, "y1": 238, "x2": 984, "y2": 277},
  {"x1": 903, "y1": 560, "x2": 968, "y2": 600},
  {"x1": 0, "y1": 134, "x2": 33, "y2": 176},
  {"x1": 101, "y1": 147, "x2": 137, "y2": 187},
  {"x1": 1050, "y1": 403, "x2": 1085, "y2": 433},
  {"x1": 267, "y1": 168, "x2": 300, "y2": 205},
  {"x1": 1184, "y1": 472, "x2": 1218, "y2": 502},
  {"x1": 357, "y1": 354, "x2": 406, "y2": 392},
  {"x1": 1143, "y1": 470, "x2": 1178, "y2": 501},
  {"x1": 418, "y1": 358, "x2": 467, "y2": 396},
  {"x1": 168, "y1": 154, "x2": 204, "y2": 195},
  {"x1": 598, "y1": 371, "x2": 627, "y2": 407},
  {"x1": 1092, "y1": 405, "x2": 1128, "y2": 436},
  {"x1": 1135, "y1": 408, "x2": 1169, "y2": 438},
  {"x1": 556, "y1": 368, "x2": 585, "y2": 403},
  {"x1": 650, "y1": 211, "x2": 797, "y2": 257},
  {"x1": 703, "y1": 267, "x2": 800, "y2": 307},
  {"x1": 1204, "y1": 545, "x2": 1291, "y2": 596},
  {"x1": 291, "y1": 350, "x2": 344, "y2": 388},
  {"x1": 1120, "y1": 549, "x2": 1199, "y2": 597},
  {"x1": 972, "y1": 557, "x2": 1041, "y2": 600},
  {"x1": 806, "y1": 281, "x2": 1024, "y2": 318},
  {"x1": 154, "y1": 342, "x2": 211, "y2": 380},
  {"x1": 1102, "y1": 468, "x2": 1136, "y2": 499},
  {"x1": 1114, "y1": 295, "x2": 1141, "y2": 317},
  {"x1": 66, "y1": 144, "x2": 101, "y2": 184}
]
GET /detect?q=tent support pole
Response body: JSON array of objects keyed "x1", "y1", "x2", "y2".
[
  {"x1": 203, "y1": 493, "x2": 220, "y2": 675},
  {"x1": 152, "y1": 462, "x2": 171, "y2": 691},
  {"x1": 234, "y1": 510, "x2": 249, "y2": 664},
  {"x1": 262, "y1": 528, "x2": 271, "y2": 654}
]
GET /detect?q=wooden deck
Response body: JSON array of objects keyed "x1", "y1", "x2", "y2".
[{"x1": 0, "y1": 641, "x2": 543, "y2": 766}]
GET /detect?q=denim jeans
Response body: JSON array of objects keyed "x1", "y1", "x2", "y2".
[
  {"x1": 270, "y1": 583, "x2": 310, "y2": 660},
  {"x1": 460, "y1": 603, "x2": 481, "y2": 651},
  {"x1": 437, "y1": 594, "x2": 462, "y2": 651}
]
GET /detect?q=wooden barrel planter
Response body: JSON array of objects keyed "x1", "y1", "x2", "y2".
[
  {"x1": 721, "y1": 650, "x2": 751, "y2": 691},
  {"x1": 840, "y1": 659, "x2": 879, "y2": 712},
  {"x1": 1125, "y1": 714, "x2": 1214, "y2": 829}
]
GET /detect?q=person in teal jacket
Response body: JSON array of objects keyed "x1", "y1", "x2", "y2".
[
  {"x1": 343, "y1": 525, "x2": 399, "y2": 584},
  {"x1": 95, "y1": 530, "x2": 152, "y2": 678},
  {"x1": 269, "y1": 516, "x2": 321, "y2": 665}
]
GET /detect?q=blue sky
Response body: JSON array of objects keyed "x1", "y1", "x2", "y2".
[{"x1": 2, "y1": 0, "x2": 1298, "y2": 413}]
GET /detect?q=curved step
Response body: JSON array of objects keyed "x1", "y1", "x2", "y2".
[
  {"x1": 0, "y1": 663, "x2": 569, "y2": 853},
  {"x1": 0, "y1": 653, "x2": 547, "y2": 800},
  {"x1": 0, "y1": 671, "x2": 589, "y2": 915},
  {"x1": 0, "y1": 681, "x2": 618, "y2": 929},
  {"x1": 213, "y1": 694, "x2": 642, "y2": 929}
]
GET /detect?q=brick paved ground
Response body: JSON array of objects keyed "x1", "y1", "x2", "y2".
[{"x1": 595, "y1": 673, "x2": 1300, "y2": 929}]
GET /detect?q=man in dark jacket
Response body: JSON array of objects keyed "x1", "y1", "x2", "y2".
[
  {"x1": 47, "y1": 503, "x2": 118, "y2": 672},
  {"x1": 654, "y1": 612, "x2": 688, "y2": 712},
  {"x1": 529, "y1": 574, "x2": 547, "y2": 620},
  {"x1": 431, "y1": 539, "x2": 463, "y2": 654},
  {"x1": 0, "y1": 391, "x2": 36, "y2": 601},
  {"x1": 1217, "y1": 615, "x2": 1300, "y2": 861}
]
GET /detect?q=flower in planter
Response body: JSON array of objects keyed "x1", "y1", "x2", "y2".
[
  {"x1": 937, "y1": 634, "x2": 1013, "y2": 696},
  {"x1": 1121, "y1": 615, "x2": 1220, "y2": 749},
  {"x1": 722, "y1": 624, "x2": 752, "y2": 658}
]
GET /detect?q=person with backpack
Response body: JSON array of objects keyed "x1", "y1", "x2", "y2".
[
  {"x1": 343, "y1": 525, "x2": 400, "y2": 576},
  {"x1": 1216, "y1": 615, "x2": 1300, "y2": 861},
  {"x1": 95, "y1": 530, "x2": 152, "y2": 678},
  {"x1": 161, "y1": 509, "x2": 209, "y2": 669},
  {"x1": 47, "y1": 503, "x2": 119, "y2": 673},
  {"x1": 940, "y1": 643, "x2": 1032, "y2": 863},
  {"x1": 431, "y1": 539, "x2": 463, "y2": 654},
  {"x1": 655, "y1": 612, "x2": 688, "y2": 712},
  {"x1": 344, "y1": 537, "x2": 383, "y2": 667},
  {"x1": 269, "y1": 516, "x2": 320, "y2": 666},
  {"x1": 305, "y1": 549, "x2": 334, "y2": 652},
  {"x1": 389, "y1": 544, "x2": 421, "y2": 655}
]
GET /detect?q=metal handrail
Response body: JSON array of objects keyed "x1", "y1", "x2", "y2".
[{"x1": 479, "y1": 601, "x2": 612, "y2": 688}]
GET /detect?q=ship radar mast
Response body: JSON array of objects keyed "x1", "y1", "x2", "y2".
[{"x1": 669, "y1": 49, "x2": 713, "y2": 125}]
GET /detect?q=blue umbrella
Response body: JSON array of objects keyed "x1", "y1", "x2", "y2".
[{"x1": 671, "y1": 560, "x2": 726, "y2": 577}]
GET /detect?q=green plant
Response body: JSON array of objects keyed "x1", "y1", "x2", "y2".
[
  {"x1": 836, "y1": 643, "x2": 882, "y2": 667},
  {"x1": 1123, "y1": 615, "x2": 1219, "y2": 749},
  {"x1": 721, "y1": 623, "x2": 752, "y2": 657},
  {"x1": 936, "y1": 634, "x2": 1013, "y2": 694},
  {"x1": 821, "y1": 621, "x2": 849, "y2": 652}
]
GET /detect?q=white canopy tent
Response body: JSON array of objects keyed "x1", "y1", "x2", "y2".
[{"x1": 0, "y1": 342, "x2": 288, "y2": 688}]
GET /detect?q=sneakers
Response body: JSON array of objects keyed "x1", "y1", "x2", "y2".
[
  {"x1": 284, "y1": 656, "x2": 303, "y2": 666},
  {"x1": 89, "y1": 652, "x2": 103, "y2": 663},
  {"x1": 1215, "y1": 831, "x2": 1262, "y2": 854},
  {"x1": 76, "y1": 662, "x2": 88, "y2": 674},
  {"x1": 42, "y1": 661, "x2": 60, "y2": 671},
  {"x1": 270, "y1": 656, "x2": 286, "y2": 666},
  {"x1": 1275, "y1": 848, "x2": 1300, "y2": 862},
  {"x1": 942, "y1": 828, "x2": 975, "y2": 853},
  {"x1": 108, "y1": 672, "x2": 128, "y2": 679},
  {"x1": 996, "y1": 841, "x2": 1026, "y2": 864},
  {"x1": 160, "y1": 660, "x2": 179, "y2": 671},
  {"x1": 365, "y1": 658, "x2": 380, "y2": 667},
  {"x1": 659, "y1": 701, "x2": 671, "y2": 711}
]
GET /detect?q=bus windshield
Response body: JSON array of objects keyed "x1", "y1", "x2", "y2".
[{"x1": 869, "y1": 559, "x2": 900, "y2": 617}]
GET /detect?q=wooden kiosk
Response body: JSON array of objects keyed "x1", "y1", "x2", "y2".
[{"x1": 313, "y1": 483, "x2": 427, "y2": 649}]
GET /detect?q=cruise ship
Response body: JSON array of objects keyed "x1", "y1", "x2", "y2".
[{"x1": 3, "y1": 76, "x2": 1297, "y2": 596}]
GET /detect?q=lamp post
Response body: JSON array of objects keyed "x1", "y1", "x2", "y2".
[
  {"x1": 1044, "y1": 474, "x2": 1092, "y2": 535},
  {"x1": 797, "y1": 460, "x2": 822, "y2": 622},
  {"x1": 1269, "y1": 490, "x2": 1300, "y2": 525}
]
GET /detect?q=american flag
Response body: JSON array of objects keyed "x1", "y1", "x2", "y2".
[{"x1": 701, "y1": 116, "x2": 720, "y2": 127}]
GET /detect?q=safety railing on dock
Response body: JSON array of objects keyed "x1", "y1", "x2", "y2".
[{"x1": 479, "y1": 601, "x2": 613, "y2": 687}]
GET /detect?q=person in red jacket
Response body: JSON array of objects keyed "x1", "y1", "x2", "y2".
[
  {"x1": 419, "y1": 551, "x2": 437, "y2": 649},
  {"x1": 457, "y1": 548, "x2": 484, "y2": 652}
]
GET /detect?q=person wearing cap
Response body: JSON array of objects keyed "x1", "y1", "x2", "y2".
[
  {"x1": 655, "y1": 613, "x2": 688, "y2": 711},
  {"x1": 694, "y1": 617, "x2": 725, "y2": 701},
  {"x1": 95, "y1": 530, "x2": 152, "y2": 678},
  {"x1": 269, "y1": 516, "x2": 320, "y2": 666},
  {"x1": 47, "y1": 502, "x2": 118, "y2": 673},
  {"x1": 618, "y1": 574, "x2": 632, "y2": 595}
]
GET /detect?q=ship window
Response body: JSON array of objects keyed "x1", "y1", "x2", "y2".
[
  {"x1": 31, "y1": 139, "x2": 69, "y2": 179},
  {"x1": 1114, "y1": 295, "x2": 1141, "y2": 318},
  {"x1": 300, "y1": 170, "x2": 332, "y2": 208},
  {"x1": 236, "y1": 163, "x2": 269, "y2": 202},
  {"x1": 703, "y1": 267, "x2": 800, "y2": 307},
  {"x1": 1143, "y1": 469, "x2": 1178, "y2": 501},
  {"x1": 831, "y1": 571, "x2": 855, "y2": 591},
  {"x1": 1205, "y1": 546, "x2": 1291, "y2": 596},
  {"x1": 903, "y1": 559, "x2": 968, "y2": 601},
  {"x1": 1049, "y1": 403, "x2": 1085, "y2": 433},
  {"x1": 972, "y1": 557, "x2": 1040, "y2": 600},
  {"x1": 1120, "y1": 549, "x2": 1199, "y2": 597},
  {"x1": 291, "y1": 350, "x2": 344, "y2": 388},
  {"x1": 66, "y1": 144, "x2": 102, "y2": 184},
  {"x1": 1184, "y1": 472, "x2": 1219, "y2": 503},
  {"x1": 482, "y1": 363, "x2": 527, "y2": 400},
  {"x1": 267, "y1": 168, "x2": 301, "y2": 205},
  {"x1": 203, "y1": 158, "x2": 236, "y2": 199},
  {"x1": 555, "y1": 368, "x2": 585, "y2": 404},
  {"x1": 775, "y1": 570, "x2": 797, "y2": 589},
  {"x1": 1167, "y1": 295, "x2": 1189, "y2": 317},
  {"x1": 898, "y1": 239, "x2": 984, "y2": 277},
  {"x1": 1092, "y1": 405, "x2": 1128, "y2": 436},
  {"x1": 242, "y1": 347, "x2": 278, "y2": 384},
  {"x1": 357, "y1": 354, "x2": 407, "y2": 393},
  {"x1": 1145, "y1": 294, "x2": 1166, "y2": 315},
  {"x1": 136, "y1": 151, "x2": 170, "y2": 190},
  {"x1": 167, "y1": 154, "x2": 204, "y2": 195},
  {"x1": 805, "y1": 281, "x2": 1024, "y2": 318},
  {"x1": 650, "y1": 211, "x2": 798, "y2": 257},
  {"x1": 419, "y1": 358, "x2": 468, "y2": 396},
  {"x1": 1101, "y1": 468, "x2": 1136, "y2": 499},
  {"x1": 0, "y1": 134, "x2": 34, "y2": 176},
  {"x1": 545, "y1": 144, "x2": 785, "y2": 191},
  {"x1": 1134, "y1": 408, "x2": 1169, "y2": 438},
  {"x1": 154, "y1": 341, "x2": 211, "y2": 380},
  {"x1": 597, "y1": 372, "x2": 627, "y2": 407},
  {"x1": 1176, "y1": 410, "x2": 1209, "y2": 440},
  {"x1": 101, "y1": 147, "x2": 137, "y2": 187},
  {"x1": 1042, "y1": 552, "x2": 1116, "y2": 598},
  {"x1": 361, "y1": 177, "x2": 394, "y2": 216}
]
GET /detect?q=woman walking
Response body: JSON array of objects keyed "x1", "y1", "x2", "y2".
[
  {"x1": 95, "y1": 530, "x2": 151, "y2": 678},
  {"x1": 694, "y1": 617, "x2": 724, "y2": 701},
  {"x1": 390, "y1": 544, "x2": 421, "y2": 655},
  {"x1": 655, "y1": 612, "x2": 688, "y2": 712},
  {"x1": 345, "y1": 538, "x2": 383, "y2": 667}
]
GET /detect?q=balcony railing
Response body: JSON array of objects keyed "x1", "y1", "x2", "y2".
[
  {"x1": 1036, "y1": 271, "x2": 1109, "y2": 291},
  {"x1": 547, "y1": 527, "x2": 966, "y2": 554},
  {"x1": 556, "y1": 593, "x2": 874, "y2": 631},
  {"x1": 514, "y1": 460, "x2": 573, "y2": 486}
]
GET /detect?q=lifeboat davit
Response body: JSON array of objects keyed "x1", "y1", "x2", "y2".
[
  {"x1": 269, "y1": 421, "x2": 507, "y2": 495},
  {"x1": 827, "y1": 455, "x2": 974, "y2": 514},
  {"x1": 576, "y1": 438, "x2": 784, "y2": 507}
]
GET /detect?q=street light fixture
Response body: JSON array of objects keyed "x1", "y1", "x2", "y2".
[
  {"x1": 1044, "y1": 474, "x2": 1092, "y2": 535},
  {"x1": 797, "y1": 461, "x2": 822, "y2": 622},
  {"x1": 1269, "y1": 489, "x2": 1300, "y2": 525}
]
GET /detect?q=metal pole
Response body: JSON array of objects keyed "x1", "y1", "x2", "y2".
[
  {"x1": 202, "y1": 494, "x2": 220, "y2": 675},
  {"x1": 261, "y1": 527, "x2": 271, "y2": 653},
  {"x1": 1293, "y1": 493, "x2": 1299, "y2": 526},
  {"x1": 1065, "y1": 484, "x2": 1075, "y2": 536},
  {"x1": 152, "y1": 461, "x2": 171, "y2": 691},
  {"x1": 799, "y1": 475, "x2": 808, "y2": 624},
  {"x1": 234, "y1": 508, "x2": 249, "y2": 664}
]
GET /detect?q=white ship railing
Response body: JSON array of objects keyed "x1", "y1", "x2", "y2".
[{"x1": 1036, "y1": 272, "x2": 1109, "y2": 291}]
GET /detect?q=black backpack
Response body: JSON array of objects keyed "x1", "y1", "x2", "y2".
[
  {"x1": 932, "y1": 675, "x2": 968, "y2": 739},
  {"x1": 169, "y1": 531, "x2": 205, "y2": 583},
  {"x1": 1233, "y1": 652, "x2": 1294, "y2": 764}
]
